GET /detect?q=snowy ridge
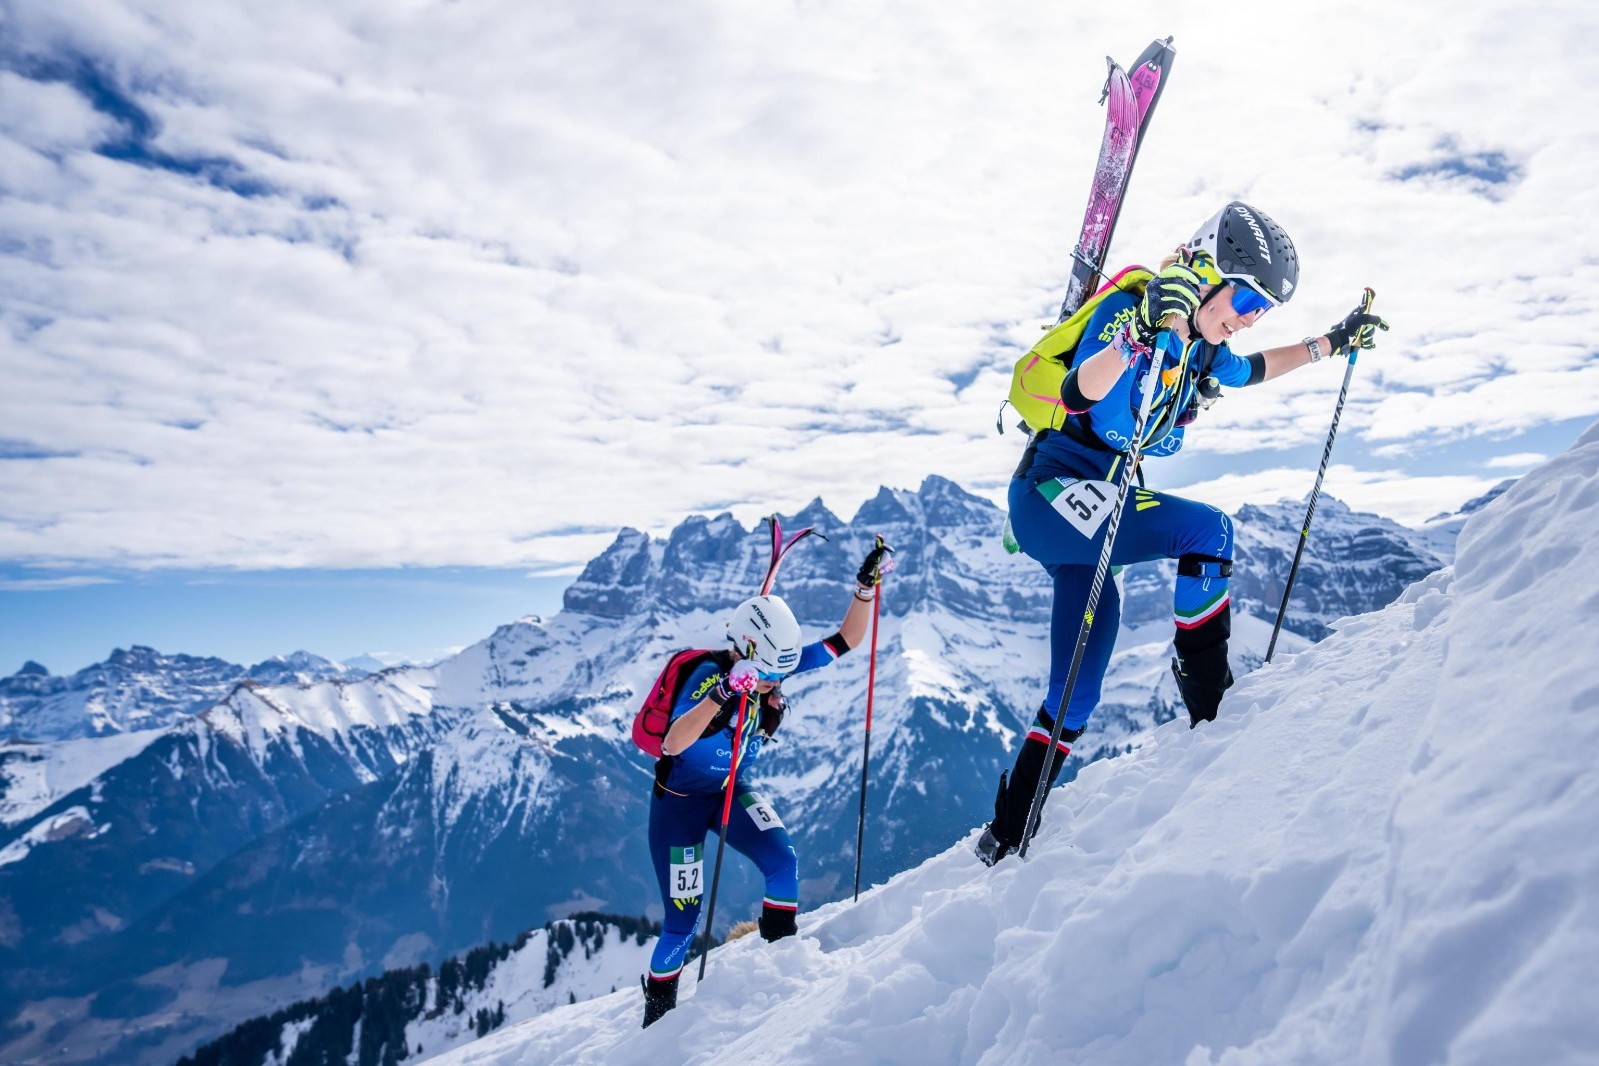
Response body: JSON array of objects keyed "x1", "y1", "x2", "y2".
[
  {"x1": 0, "y1": 646, "x2": 366, "y2": 743},
  {"x1": 0, "y1": 731, "x2": 163, "y2": 827},
  {"x1": 1412, "y1": 478, "x2": 1515, "y2": 562},
  {"x1": 417, "y1": 706, "x2": 559, "y2": 843},
  {"x1": 425, "y1": 424, "x2": 1598, "y2": 1065},
  {"x1": 195, "y1": 666, "x2": 438, "y2": 767}
]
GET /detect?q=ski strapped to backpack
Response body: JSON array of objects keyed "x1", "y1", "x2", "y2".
[
  {"x1": 1004, "y1": 265, "x2": 1152, "y2": 434},
  {"x1": 760, "y1": 515, "x2": 823, "y2": 595},
  {"x1": 998, "y1": 37, "x2": 1174, "y2": 438}
]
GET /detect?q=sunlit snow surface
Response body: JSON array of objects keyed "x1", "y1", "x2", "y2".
[
  {"x1": 427, "y1": 424, "x2": 1599, "y2": 1065},
  {"x1": 0, "y1": 731, "x2": 161, "y2": 827}
]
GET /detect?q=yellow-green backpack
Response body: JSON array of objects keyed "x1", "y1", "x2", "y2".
[{"x1": 1004, "y1": 265, "x2": 1152, "y2": 434}]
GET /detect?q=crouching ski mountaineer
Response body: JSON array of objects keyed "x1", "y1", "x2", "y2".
[{"x1": 640, "y1": 542, "x2": 893, "y2": 1028}]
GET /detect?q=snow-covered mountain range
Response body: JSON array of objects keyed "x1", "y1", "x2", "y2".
[
  {"x1": 409, "y1": 425, "x2": 1598, "y2": 1065},
  {"x1": 0, "y1": 476, "x2": 1466, "y2": 1064},
  {"x1": 0, "y1": 646, "x2": 368, "y2": 742}
]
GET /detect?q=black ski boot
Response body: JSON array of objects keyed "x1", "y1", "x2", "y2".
[
  {"x1": 975, "y1": 825, "x2": 1014, "y2": 867},
  {"x1": 758, "y1": 904, "x2": 797, "y2": 942},
  {"x1": 1172, "y1": 601, "x2": 1234, "y2": 727},
  {"x1": 641, "y1": 973, "x2": 679, "y2": 1028},
  {"x1": 976, "y1": 709, "x2": 1083, "y2": 867},
  {"x1": 975, "y1": 772, "x2": 1019, "y2": 867}
]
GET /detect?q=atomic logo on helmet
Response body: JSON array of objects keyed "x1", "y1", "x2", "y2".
[{"x1": 727, "y1": 595, "x2": 803, "y2": 677}]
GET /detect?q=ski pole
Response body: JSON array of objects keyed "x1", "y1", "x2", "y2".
[
  {"x1": 851, "y1": 554, "x2": 885, "y2": 901},
  {"x1": 1265, "y1": 288, "x2": 1376, "y2": 663},
  {"x1": 1018, "y1": 326, "x2": 1176, "y2": 860},
  {"x1": 696, "y1": 655, "x2": 755, "y2": 980}
]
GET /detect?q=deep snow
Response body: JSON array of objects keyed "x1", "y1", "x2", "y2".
[{"x1": 423, "y1": 424, "x2": 1599, "y2": 1065}]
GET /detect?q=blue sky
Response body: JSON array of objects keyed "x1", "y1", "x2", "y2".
[
  {"x1": 0, "y1": 567, "x2": 571, "y2": 675},
  {"x1": 2, "y1": 0, "x2": 1596, "y2": 673}
]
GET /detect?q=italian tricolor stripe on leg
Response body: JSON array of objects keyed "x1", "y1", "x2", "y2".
[
  {"x1": 1025, "y1": 725, "x2": 1074, "y2": 754},
  {"x1": 1175, "y1": 589, "x2": 1230, "y2": 630},
  {"x1": 762, "y1": 896, "x2": 798, "y2": 911}
]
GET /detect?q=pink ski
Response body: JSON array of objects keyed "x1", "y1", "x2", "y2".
[
  {"x1": 759, "y1": 515, "x2": 823, "y2": 596},
  {"x1": 1055, "y1": 37, "x2": 1176, "y2": 324}
]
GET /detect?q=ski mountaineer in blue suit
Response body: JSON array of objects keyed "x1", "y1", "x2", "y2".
[
  {"x1": 976, "y1": 202, "x2": 1389, "y2": 866},
  {"x1": 641, "y1": 542, "x2": 893, "y2": 1028}
]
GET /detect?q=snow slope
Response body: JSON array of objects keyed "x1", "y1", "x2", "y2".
[
  {"x1": 0, "y1": 731, "x2": 162, "y2": 827},
  {"x1": 425, "y1": 423, "x2": 1599, "y2": 1065}
]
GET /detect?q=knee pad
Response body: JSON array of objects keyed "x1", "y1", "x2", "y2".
[{"x1": 1177, "y1": 553, "x2": 1233, "y2": 579}]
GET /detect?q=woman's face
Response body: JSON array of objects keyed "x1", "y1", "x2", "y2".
[
  {"x1": 732, "y1": 648, "x2": 784, "y2": 693},
  {"x1": 1193, "y1": 283, "x2": 1268, "y2": 346}
]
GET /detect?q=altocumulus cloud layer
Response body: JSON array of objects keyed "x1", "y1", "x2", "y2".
[{"x1": 2, "y1": 0, "x2": 1596, "y2": 572}]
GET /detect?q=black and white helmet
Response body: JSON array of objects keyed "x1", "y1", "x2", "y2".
[
  {"x1": 1186, "y1": 201, "x2": 1300, "y2": 306},
  {"x1": 727, "y1": 595, "x2": 803, "y2": 676}
]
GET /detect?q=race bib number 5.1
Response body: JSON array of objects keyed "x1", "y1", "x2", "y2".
[
  {"x1": 740, "y1": 792, "x2": 785, "y2": 831},
  {"x1": 669, "y1": 846, "x2": 703, "y2": 901},
  {"x1": 1039, "y1": 478, "x2": 1117, "y2": 539}
]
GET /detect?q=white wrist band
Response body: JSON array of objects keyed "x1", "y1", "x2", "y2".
[{"x1": 1304, "y1": 336, "x2": 1324, "y2": 362}]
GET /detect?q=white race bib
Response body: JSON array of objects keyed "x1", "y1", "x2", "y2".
[
  {"x1": 1039, "y1": 478, "x2": 1117, "y2": 539},
  {"x1": 740, "y1": 792, "x2": 785, "y2": 831},
  {"x1": 669, "y1": 846, "x2": 703, "y2": 900}
]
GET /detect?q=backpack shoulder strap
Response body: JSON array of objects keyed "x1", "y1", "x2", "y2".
[{"x1": 662, "y1": 649, "x2": 728, "y2": 706}]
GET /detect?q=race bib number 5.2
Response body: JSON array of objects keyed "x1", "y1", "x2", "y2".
[
  {"x1": 1039, "y1": 478, "x2": 1117, "y2": 539},
  {"x1": 669, "y1": 846, "x2": 703, "y2": 901}
]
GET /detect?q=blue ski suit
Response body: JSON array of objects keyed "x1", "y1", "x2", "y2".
[
  {"x1": 990, "y1": 288, "x2": 1266, "y2": 845},
  {"x1": 645, "y1": 637, "x2": 845, "y2": 982}
]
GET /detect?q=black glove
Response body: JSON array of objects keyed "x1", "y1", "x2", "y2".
[
  {"x1": 1134, "y1": 261, "x2": 1203, "y2": 345},
  {"x1": 1326, "y1": 298, "x2": 1389, "y2": 356},
  {"x1": 758, "y1": 689, "x2": 787, "y2": 737},
  {"x1": 856, "y1": 537, "x2": 895, "y2": 588}
]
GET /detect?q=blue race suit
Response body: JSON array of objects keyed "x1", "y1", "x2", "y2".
[
  {"x1": 646, "y1": 638, "x2": 843, "y2": 982},
  {"x1": 990, "y1": 287, "x2": 1265, "y2": 846}
]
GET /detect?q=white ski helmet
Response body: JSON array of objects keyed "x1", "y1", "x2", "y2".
[{"x1": 726, "y1": 595, "x2": 803, "y2": 677}]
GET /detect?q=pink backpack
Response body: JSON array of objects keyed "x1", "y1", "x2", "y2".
[{"x1": 631, "y1": 649, "x2": 720, "y2": 757}]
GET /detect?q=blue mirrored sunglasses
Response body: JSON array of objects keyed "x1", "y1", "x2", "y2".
[
  {"x1": 756, "y1": 668, "x2": 787, "y2": 682},
  {"x1": 1226, "y1": 279, "x2": 1273, "y2": 318}
]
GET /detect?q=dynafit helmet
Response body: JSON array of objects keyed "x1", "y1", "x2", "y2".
[
  {"x1": 727, "y1": 595, "x2": 803, "y2": 676},
  {"x1": 1186, "y1": 201, "x2": 1300, "y2": 306}
]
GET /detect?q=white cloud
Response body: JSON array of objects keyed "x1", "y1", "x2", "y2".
[
  {"x1": 1, "y1": 0, "x2": 1596, "y2": 572},
  {"x1": 0, "y1": 71, "x2": 117, "y2": 154},
  {"x1": 0, "y1": 575, "x2": 117, "y2": 591},
  {"x1": 1485, "y1": 452, "x2": 1546, "y2": 469}
]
